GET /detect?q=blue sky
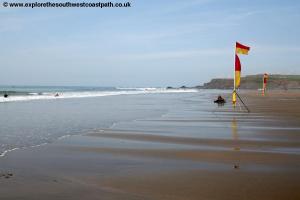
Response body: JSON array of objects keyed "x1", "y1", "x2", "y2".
[{"x1": 0, "y1": 0, "x2": 300, "y2": 87}]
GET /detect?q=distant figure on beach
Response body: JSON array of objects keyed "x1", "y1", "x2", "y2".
[
  {"x1": 3, "y1": 93, "x2": 8, "y2": 98},
  {"x1": 54, "y1": 93, "x2": 59, "y2": 97},
  {"x1": 214, "y1": 95, "x2": 226, "y2": 104}
]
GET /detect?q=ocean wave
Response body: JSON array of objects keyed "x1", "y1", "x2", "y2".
[
  {"x1": 0, "y1": 88, "x2": 198, "y2": 103},
  {"x1": 116, "y1": 87, "x2": 158, "y2": 91},
  {"x1": 0, "y1": 148, "x2": 20, "y2": 157}
]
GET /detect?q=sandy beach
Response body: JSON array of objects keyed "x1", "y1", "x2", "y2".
[{"x1": 0, "y1": 90, "x2": 300, "y2": 200}]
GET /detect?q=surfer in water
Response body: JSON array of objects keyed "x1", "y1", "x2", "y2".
[{"x1": 3, "y1": 93, "x2": 8, "y2": 98}]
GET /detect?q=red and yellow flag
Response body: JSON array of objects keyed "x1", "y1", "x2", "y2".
[
  {"x1": 236, "y1": 42, "x2": 250, "y2": 55},
  {"x1": 235, "y1": 54, "x2": 241, "y2": 88},
  {"x1": 262, "y1": 73, "x2": 269, "y2": 95},
  {"x1": 263, "y1": 73, "x2": 269, "y2": 84},
  {"x1": 233, "y1": 42, "x2": 250, "y2": 105}
]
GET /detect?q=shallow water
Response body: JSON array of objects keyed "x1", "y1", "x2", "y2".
[{"x1": 0, "y1": 93, "x2": 187, "y2": 155}]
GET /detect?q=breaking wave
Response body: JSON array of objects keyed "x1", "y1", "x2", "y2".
[{"x1": 0, "y1": 87, "x2": 198, "y2": 103}]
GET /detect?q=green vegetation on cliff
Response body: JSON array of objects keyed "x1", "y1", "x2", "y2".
[{"x1": 197, "y1": 75, "x2": 300, "y2": 90}]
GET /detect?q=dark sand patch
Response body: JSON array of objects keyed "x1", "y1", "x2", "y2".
[
  {"x1": 97, "y1": 170, "x2": 300, "y2": 200},
  {"x1": 87, "y1": 131, "x2": 300, "y2": 149},
  {"x1": 72, "y1": 146, "x2": 300, "y2": 166}
]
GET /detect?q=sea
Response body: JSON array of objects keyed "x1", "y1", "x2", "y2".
[
  {"x1": 1, "y1": 86, "x2": 299, "y2": 159},
  {"x1": 0, "y1": 86, "x2": 197, "y2": 103},
  {"x1": 0, "y1": 85, "x2": 199, "y2": 156}
]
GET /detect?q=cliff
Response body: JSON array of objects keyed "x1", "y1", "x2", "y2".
[{"x1": 197, "y1": 74, "x2": 300, "y2": 90}]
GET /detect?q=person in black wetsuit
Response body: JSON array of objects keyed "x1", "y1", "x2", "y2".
[{"x1": 214, "y1": 95, "x2": 225, "y2": 104}]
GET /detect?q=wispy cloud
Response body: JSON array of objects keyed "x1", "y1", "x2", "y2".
[
  {"x1": 114, "y1": 48, "x2": 231, "y2": 61},
  {"x1": 253, "y1": 45, "x2": 300, "y2": 54},
  {"x1": 1, "y1": 0, "x2": 299, "y2": 86}
]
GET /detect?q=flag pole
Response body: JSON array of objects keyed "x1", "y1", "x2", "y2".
[
  {"x1": 232, "y1": 44, "x2": 237, "y2": 107},
  {"x1": 233, "y1": 42, "x2": 250, "y2": 113},
  {"x1": 235, "y1": 92, "x2": 250, "y2": 113},
  {"x1": 262, "y1": 74, "x2": 265, "y2": 96}
]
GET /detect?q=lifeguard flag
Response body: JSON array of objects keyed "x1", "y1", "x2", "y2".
[
  {"x1": 262, "y1": 73, "x2": 269, "y2": 96},
  {"x1": 235, "y1": 54, "x2": 241, "y2": 88},
  {"x1": 233, "y1": 42, "x2": 250, "y2": 105},
  {"x1": 236, "y1": 42, "x2": 250, "y2": 55},
  {"x1": 263, "y1": 73, "x2": 269, "y2": 84}
]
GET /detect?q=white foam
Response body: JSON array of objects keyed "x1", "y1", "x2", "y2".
[
  {"x1": 0, "y1": 88, "x2": 198, "y2": 103},
  {"x1": 0, "y1": 148, "x2": 20, "y2": 157},
  {"x1": 57, "y1": 135, "x2": 72, "y2": 140},
  {"x1": 116, "y1": 87, "x2": 158, "y2": 91},
  {"x1": 0, "y1": 143, "x2": 50, "y2": 158}
]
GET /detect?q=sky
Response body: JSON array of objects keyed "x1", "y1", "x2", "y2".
[{"x1": 0, "y1": 0, "x2": 300, "y2": 87}]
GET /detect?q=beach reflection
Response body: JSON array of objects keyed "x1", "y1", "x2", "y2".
[
  {"x1": 231, "y1": 118, "x2": 239, "y2": 150},
  {"x1": 232, "y1": 117, "x2": 240, "y2": 169}
]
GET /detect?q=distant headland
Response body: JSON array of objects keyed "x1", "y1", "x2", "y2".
[{"x1": 167, "y1": 74, "x2": 300, "y2": 90}]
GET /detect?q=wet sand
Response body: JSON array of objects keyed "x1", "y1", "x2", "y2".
[{"x1": 0, "y1": 91, "x2": 300, "y2": 200}]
